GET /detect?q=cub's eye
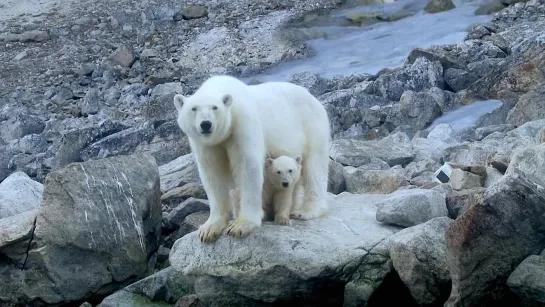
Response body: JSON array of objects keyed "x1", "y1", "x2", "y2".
[
  {"x1": 212, "y1": 106, "x2": 218, "y2": 110},
  {"x1": 288, "y1": 169, "x2": 292, "y2": 173},
  {"x1": 191, "y1": 107, "x2": 197, "y2": 112},
  {"x1": 277, "y1": 171, "x2": 281, "y2": 174}
]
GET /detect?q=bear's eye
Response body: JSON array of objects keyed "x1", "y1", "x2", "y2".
[
  {"x1": 277, "y1": 171, "x2": 281, "y2": 174},
  {"x1": 191, "y1": 107, "x2": 197, "y2": 112},
  {"x1": 212, "y1": 106, "x2": 218, "y2": 110},
  {"x1": 288, "y1": 169, "x2": 292, "y2": 173}
]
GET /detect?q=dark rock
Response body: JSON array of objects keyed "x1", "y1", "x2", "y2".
[
  {"x1": 176, "y1": 5, "x2": 208, "y2": 20},
  {"x1": 165, "y1": 198, "x2": 209, "y2": 231},
  {"x1": 0, "y1": 114, "x2": 45, "y2": 142},
  {"x1": 445, "y1": 188, "x2": 486, "y2": 219},
  {"x1": 506, "y1": 83, "x2": 545, "y2": 126},
  {"x1": 290, "y1": 72, "x2": 329, "y2": 97},
  {"x1": 161, "y1": 182, "x2": 207, "y2": 209},
  {"x1": 386, "y1": 90, "x2": 443, "y2": 133},
  {"x1": 507, "y1": 255, "x2": 545, "y2": 307},
  {"x1": 445, "y1": 171, "x2": 545, "y2": 306},
  {"x1": 328, "y1": 159, "x2": 346, "y2": 194},
  {"x1": 424, "y1": 0, "x2": 456, "y2": 13},
  {"x1": 444, "y1": 68, "x2": 479, "y2": 92}
]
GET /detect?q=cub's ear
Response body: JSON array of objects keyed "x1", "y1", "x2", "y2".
[
  {"x1": 173, "y1": 94, "x2": 186, "y2": 111},
  {"x1": 295, "y1": 156, "x2": 303, "y2": 165},
  {"x1": 222, "y1": 94, "x2": 233, "y2": 107},
  {"x1": 266, "y1": 158, "x2": 274, "y2": 166}
]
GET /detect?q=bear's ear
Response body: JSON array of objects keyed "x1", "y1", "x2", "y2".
[
  {"x1": 266, "y1": 158, "x2": 274, "y2": 167},
  {"x1": 295, "y1": 156, "x2": 303, "y2": 165},
  {"x1": 173, "y1": 94, "x2": 186, "y2": 111},
  {"x1": 222, "y1": 94, "x2": 233, "y2": 107}
]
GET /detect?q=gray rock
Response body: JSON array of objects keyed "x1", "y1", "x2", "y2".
[
  {"x1": 474, "y1": 124, "x2": 515, "y2": 141},
  {"x1": 445, "y1": 188, "x2": 486, "y2": 219},
  {"x1": 80, "y1": 124, "x2": 156, "y2": 161},
  {"x1": 445, "y1": 171, "x2": 545, "y2": 306},
  {"x1": 177, "y1": 5, "x2": 208, "y2": 20},
  {"x1": 161, "y1": 183, "x2": 207, "y2": 209},
  {"x1": 475, "y1": 0, "x2": 507, "y2": 15},
  {"x1": 0, "y1": 114, "x2": 45, "y2": 142},
  {"x1": 19, "y1": 152, "x2": 162, "y2": 305},
  {"x1": 506, "y1": 144, "x2": 545, "y2": 183},
  {"x1": 375, "y1": 189, "x2": 448, "y2": 227},
  {"x1": 330, "y1": 133, "x2": 414, "y2": 167},
  {"x1": 0, "y1": 172, "x2": 43, "y2": 219},
  {"x1": 328, "y1": 159, "x2": 346, "y2": 194},
  {"x1": 50, "y1": 87, "x2": 74, "y2": 104},
  {"x1": 344, "y1": 166, "x2": 408, "y2": 194},
  {"x1": 386, "y1": 90, "x2": 443, "y2": 133},
  {"x1": 0, "y1": 209, "x2": 37, "y2": 248},
  {"x1": 0, "y1": 30, "x2": 50, "y2": 42},
  {"x1": 424, "y1": 0, "x2": 455, "y2": 13},
  {"x1": 404, "y1": 159, "x2": 441, "y2": 179},
  {"x1": 449, "y1": 169, "x2": 483, "y2": 190},
  {"x1": 99, "y1": 267, "x2": 195, "y2": 306},
  {"x1": 145, "y1": 83, "x2": 184, "y2": 121},
  {"x1": 81, "y1": 88, "x2": 102, "y2": 116},
  {"x1": 507, "y1": 84, "x2": 545, "y2": 126},
  {"x1": 443, "y1": 68, "x2": 478, "y2": 92},
  {"x1": 165, "y1": 211, "x2": 210, "y2": 248},
  {"x1": 388, "y1": 217, "x2": 453, "y2": 306},
  {"x1": 427, "y1": 123, "x2": 459, "y2": 144},
  {"x1": 290, "y1": 72, "x2": 328, "y2": 97},
  {"x1": 169, "y1": 192, "x2": 402, "y2": 306},
  {"x1": 109, "y1": 45, "x2": 136, "y2": 67},
  {"x1": 484, "y1": 166, "x2": 504, "y2": 188},
  {"x1": 371, "y1": 57, "x2": 444, "y2": 101},
  {"x1": 166, "y1": 198, "x2": 209, "y2": 230},
  {"x1": 507, "y1": 255, "x2": 545, "y2": 306},
  {"x1": 159, "y1": 154, "x2": 200, "y2": 193}
]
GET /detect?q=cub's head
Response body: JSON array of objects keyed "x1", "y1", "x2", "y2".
[
  {"x1": 173, "y1": 92, "x2": 233, "y2": 146},
  {"x1": 265, "y1": 155, "x2": 303, "y2": 189}
]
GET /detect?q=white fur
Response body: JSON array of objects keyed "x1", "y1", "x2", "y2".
[
  {"x1": 230, "y1": 155, "x2": 303, "y2": 226},
  {"x1": 174, "y1": 75, "x2": 330, "y2": 242}
]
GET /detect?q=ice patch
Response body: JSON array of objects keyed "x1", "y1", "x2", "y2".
[{"x1": 427, "y1": 99, "x2": 504, "y2": 132}]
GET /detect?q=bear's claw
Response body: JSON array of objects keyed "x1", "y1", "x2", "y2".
[
  {"x1": 198, "y1": 220, "x2": 228, "y2": 243},
  {"x1": 225, "y1": 218, "x2": 259, "y2": 238}
]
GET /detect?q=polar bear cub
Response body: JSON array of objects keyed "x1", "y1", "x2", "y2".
[{"x1": 230, "y1": 155, "x2": 303, "y2": 226}]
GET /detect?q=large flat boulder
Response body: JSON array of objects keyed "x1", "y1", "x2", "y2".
[{"x1": 169, "y1": 192, "x2": 403, "y2": 306}]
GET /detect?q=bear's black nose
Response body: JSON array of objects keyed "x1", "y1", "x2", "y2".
[
  {"x1": 282, "y1": 182, "x2": 289, "y2": 188},
  {"x1": 200, "y1": 121, "x2": 212, "y2": 133}
]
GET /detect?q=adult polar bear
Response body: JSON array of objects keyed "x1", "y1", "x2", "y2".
[{"x1": 173, "y1": 75, "x2": 330, "y2": 243}]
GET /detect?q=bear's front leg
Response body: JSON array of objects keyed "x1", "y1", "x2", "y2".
[
  {"x1": 273, "y1": 189, "x2": 292, "y2": 226},
  {"x1": 225, "y1": 142, "x2": 264, "y2": 238},
  {"x1": 193, "y1": 146, "x2": 232, "y2": 243}
]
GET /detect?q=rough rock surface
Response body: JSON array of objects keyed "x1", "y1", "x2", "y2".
[
  {"x1": 0, "y1": 172, "x2": 43, "y2": 219},
  {"x1": 445, "y1": 171, "x2": 545, "y2": 306},
  {"x1": 375, "y1": 189, "x2": 448, "y2": 227},
  {"x1": 169, "y1": 192, "x2": 402, "y2": 306},
  {"x1": 507, "y1": 255, "x2": 545, "y2": 306},
  {"x1": 0, "y1": 152, "x2": 162, "y2": 305}
]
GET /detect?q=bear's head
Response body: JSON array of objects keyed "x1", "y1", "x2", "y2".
[
  {"x1": 265, "y1": 155, "x2": 303, "y2": 189},
  {"x1": 173, "y1": 92, "x2": 233, "y2": 146}
]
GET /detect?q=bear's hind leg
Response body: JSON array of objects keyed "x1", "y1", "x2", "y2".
[{"x1": 291, "y1": 148, "x2": 329, "y2": 220}]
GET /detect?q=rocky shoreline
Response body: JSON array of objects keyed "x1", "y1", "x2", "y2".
[{"x1": 2, "y1": 0, "x2": 545, "y2": 306}]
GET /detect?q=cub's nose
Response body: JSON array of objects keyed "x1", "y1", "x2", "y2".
[
  {"x1": 200, "y1": 121, "x2": 212, "y2": 133},
  {"x1": 282, "y1": 182, "x2": 289, "y2": 188}
]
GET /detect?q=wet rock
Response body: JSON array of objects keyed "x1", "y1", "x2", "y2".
[
  {"x1": 445, "y1": 187, "x2": 486, "y2": 219},
  {"x1": 388, "y1": 217, "x2": 452, "y2": 306},
  {"x1": 0, "y1": 172, "x2": 43, "y2": 219},
  {"x1": 169, "y1": 192, "x2": 402, "y2": 306},
  {"x1": 376, "y1": 189, "x2": 448, "y2": 227},
  {"x1": 109, "y1": 45, "x2": 136, "y2": 67},
  {"x1": 372, "y1": 57, "x2": 444, "y2": 101},
  {"x1": 328, "y1": 159, "x2": 346, "y2": 194},
  {"x1": 344, "y1": 166, "x2": 408, "y2": 194},
  {"x1": 424, "y1": 0, "x2": 456, "y2": 13},
  {"x1": 449, "y1": 169, "x2": 483, "y2": 190},
  {"x1": 445, "y1": 171, "x2": 545, "y2": 307},
  {"x1": 506, "y1": 83, "x2": 545, "y2": 126},
  {"x1": 507, "y1": 255, "x2": 545, "y2": 306}
]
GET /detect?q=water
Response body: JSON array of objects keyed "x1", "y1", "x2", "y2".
[
  {"x1": 247, "y1": 0, "x2": 492, "y2": 82},
  {"x1": 427, "y1": 100, "x2": 504, "y2": 132}
]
